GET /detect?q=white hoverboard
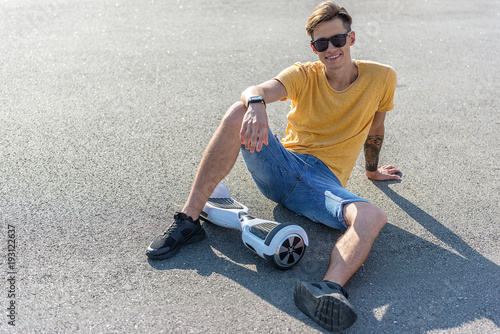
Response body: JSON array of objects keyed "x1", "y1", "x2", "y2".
[{"x1": 200, "y1": 183, "x2": 308, "y2": 270}]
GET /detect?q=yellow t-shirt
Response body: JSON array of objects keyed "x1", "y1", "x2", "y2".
[{"x1": 275, "y1": 59, "x2": 397, "y2": 187}]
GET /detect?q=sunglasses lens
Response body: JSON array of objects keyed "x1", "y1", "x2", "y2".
[
  {"x1": 313, "y1": 40, "x2": 329, "y2": 52},
  {"x1": 331, "y1": 37, "x2": 346, "y2": 48}
]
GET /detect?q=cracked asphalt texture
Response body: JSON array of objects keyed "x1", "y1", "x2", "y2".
[{"x1": 0, "y1": 0, "x2": 499, "y2": 333}]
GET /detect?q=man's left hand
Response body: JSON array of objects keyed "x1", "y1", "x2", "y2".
[{"x1": 365, "y1": 165, "x2": 402, "y2": 181}]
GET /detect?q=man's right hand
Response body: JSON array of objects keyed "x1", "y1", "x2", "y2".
[
  {"x1": 240, "y1": 103, "x2": 269, "y2": 153},
  {"x1": 239, "y1": 79, "x2": 287, "y2": 152}
]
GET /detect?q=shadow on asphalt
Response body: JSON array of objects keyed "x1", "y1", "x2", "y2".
[
  {"x1": 146, "y1": 182, "x2": 499, "y2": 332},
  {"x1": 362, "y1": 181, "x2": 500, "y2": 332}
]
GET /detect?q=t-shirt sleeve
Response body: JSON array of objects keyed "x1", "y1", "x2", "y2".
[
  {"x1": 275, "y1": 63, "x2": 308, "y2": 101},
  {"x1": 377, "y1": 67, "x2": 397, "y2": 112}
]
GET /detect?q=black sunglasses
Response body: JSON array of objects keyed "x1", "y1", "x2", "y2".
[{"x1": 311, "y1": 32, "x2": 351, "y2": 52}]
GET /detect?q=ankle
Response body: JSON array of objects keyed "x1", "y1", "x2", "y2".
[
  {"x1": 322, "y1": 280, "x2": 349, "y2": 298},
  {"x1": 180, "y1": 208, "x2": 200, "y2": 221},
  {"x1": 176, "y1": 211, "x2": 200, "y2": 222}
]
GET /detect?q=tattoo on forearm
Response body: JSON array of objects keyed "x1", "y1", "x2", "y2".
[{"x1": 364, "y1": 135, "x2": 384, "y2": 172}]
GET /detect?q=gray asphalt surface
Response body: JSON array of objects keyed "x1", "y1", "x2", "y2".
[{"x1": 1, "y1": 0, "x2": 499, "y2": 333}]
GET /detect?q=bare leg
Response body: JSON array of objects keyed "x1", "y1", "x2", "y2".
[
  {"x1": 181, "y1": 102, "x2": 246, "y2": 220},
  {"x1": 322, "y1": 202, "x2": 387, "y2": 286}
]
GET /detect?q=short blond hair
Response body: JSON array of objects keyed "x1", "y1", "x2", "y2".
[{"x1": 306, "y1": 2, "x2": 352, "y2": 39}]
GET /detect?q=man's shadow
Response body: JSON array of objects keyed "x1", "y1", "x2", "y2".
[
  {"x1": 147, "y1": 181, "x2": 499, "y2": 333},
  {"x1": 354, "y1": 181, "x2": 499, "y2": 332}
]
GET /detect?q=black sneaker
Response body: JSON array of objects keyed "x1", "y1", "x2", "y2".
[
  {"x1": 294, "y1": 281, "x2": 358, "y2": 332},
  {"x1": 146, "y1": 212, "x2": 206, "y2": 260}
]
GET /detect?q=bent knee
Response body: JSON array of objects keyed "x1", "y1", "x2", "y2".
[
  {"x1": 371, "y1": 206, "x2": 387, "y2": 229},
  {"x1": 345, "y1": 202, "x2": 387, "y2": 231},
  {"x1": 221, "y1": 101, "x2": 246, "y2": 127}
]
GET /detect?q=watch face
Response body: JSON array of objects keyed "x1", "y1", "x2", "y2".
[{"x1": 249, "y1": 96, "x2": 264, "y2": 103}]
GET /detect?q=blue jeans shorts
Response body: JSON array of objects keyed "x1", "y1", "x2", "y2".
[{"x1": 241, "y1": 130, "x2": 369, "y2": 230}]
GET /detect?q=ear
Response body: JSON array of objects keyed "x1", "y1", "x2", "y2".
[
  {"x1": 349, "y1": 31, "x2": 356, "y2": 46},
  {"x1": 310, "y1": 43, "x2": 318, "y2": 54}
]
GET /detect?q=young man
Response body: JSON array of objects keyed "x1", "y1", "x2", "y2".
[{"x1": 147, "y1": 1, "x2": 401, "y2": 331}]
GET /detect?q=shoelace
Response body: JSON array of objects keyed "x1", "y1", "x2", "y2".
[
  {"x1": 162, "y1": 220, "x2": 182, "y2": 237},
  {"x1": 161, "y1": 213, "x2": 195, "y2": 237}
]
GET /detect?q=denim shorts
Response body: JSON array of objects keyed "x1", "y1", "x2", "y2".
[{"x1": 241, "y1": 130, "x2": 368, "y2": 230}]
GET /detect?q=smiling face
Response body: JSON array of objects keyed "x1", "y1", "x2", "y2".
[{"x1": 311, "y1": 18, "x2": 356, "y2": 72}]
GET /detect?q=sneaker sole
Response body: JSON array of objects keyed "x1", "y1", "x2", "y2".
[
  {"x1": 146, "y1": 227, "x2": 206, "y2": 260},
  {"x1": 294, "y1": 281, "x2": 357, "y2": 332}
]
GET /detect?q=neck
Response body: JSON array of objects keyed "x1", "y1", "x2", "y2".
[{"x1": 325, "y1": 60, "x2": 358, "y2": 91}]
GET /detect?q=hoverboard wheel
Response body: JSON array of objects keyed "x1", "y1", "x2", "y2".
[{"x1": 266, "y1": 233, "x2": 306, "y2": 270}]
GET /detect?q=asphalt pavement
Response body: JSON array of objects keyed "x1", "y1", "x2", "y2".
[{"x1": 0, "y1": 0, "x2": 499, "y2": 333}]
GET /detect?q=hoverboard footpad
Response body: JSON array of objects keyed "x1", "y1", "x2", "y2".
[
  {"x1": 207, "y1": 198, "x2": 245, "y2": 210},
  {"x1": 249, "y1": 222, "x2": 278, "y2": 240}
]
